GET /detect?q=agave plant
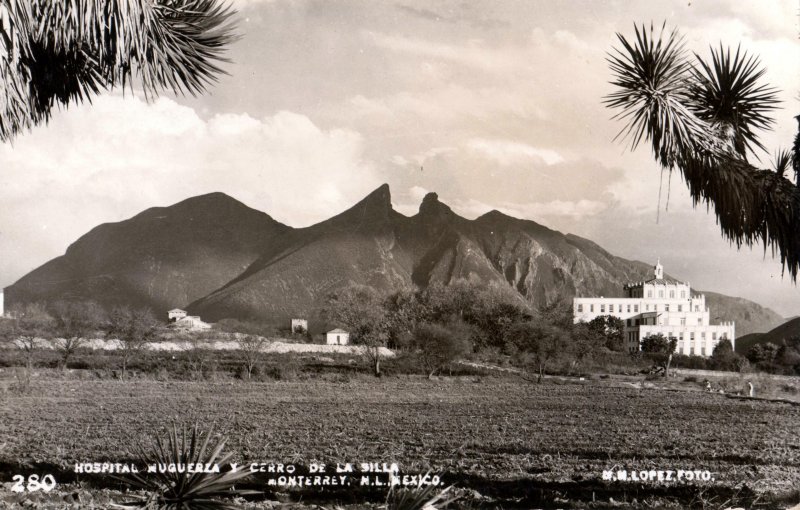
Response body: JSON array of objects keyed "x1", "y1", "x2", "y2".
[
  {"x1": 386, "y1": 479, "x2": 458, "y2": 510},
  {"x1": 605, "y1": 22, "x2": 800, "y2": 281},
  {"x1": 0, "y1": 0, "x2": 237, "y2": 142},
  {"x1": 114, "y1": 423, "x2": 257, "y2": 509}
]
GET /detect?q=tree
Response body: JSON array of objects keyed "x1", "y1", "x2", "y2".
[
  {"x1": 506, "y1": 320, "x2": 565, "y2": 383},
  {"x1": 587, "y1": 315, "x2": 625, "y2": 351},
  {"x1": 0, "y1": 302, "x2": 54, "y2": 374},
  {"x1": 107, "y1": 306, "x2": 161, "y2": 379},
  {"x1": 238, "y1": 334, "x2": 267, "y2": 380},
  {"x1": 710, "y1": 338, "x2": 738, "y2": 371},
  {"x1": 0, "y1": 0, "x2": 237, "y2": 142},
  {"x1": 640, "y1": 333, "x2": 678, "y2": 377},
  {"x1": 606, "y1": 23, "x2": 800, "y2": 281},
  {"x1": 746, "y1": 342, "x2": 780, "y2": 365},
  {"x1": 569, "y1": 322, "x2": 598, "y2": 373},
  {"x1": 50, "y1": 301, "x2": 105, "y2": 370},
  {"x1": 413, "y1": 319, "x2": 473, "y2": 378},
  {"x1": 323, "y1": 284, "x2": 388, "y2": 377}
]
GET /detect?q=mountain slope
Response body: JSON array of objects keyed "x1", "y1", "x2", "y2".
[
  {"x1": 188, "y1": 186, "x2": 782, "y2": 336},
  {"x1": 7, "y1": 185, "x2": 784, "y2": 337},
  {"x1": 5, "y1": 193, "x2": 290, "y2": 312},
  {"x1": 734, "y1": 317, "x2": 800, "y2": 353}
]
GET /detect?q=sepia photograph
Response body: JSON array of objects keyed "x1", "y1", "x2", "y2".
[{"x1": 1, "y1": 1, "x2": 799, "y2": 508}]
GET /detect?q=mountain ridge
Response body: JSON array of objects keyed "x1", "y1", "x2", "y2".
[{"x1": 5, "y1": 185, "x2": 785, "y2": 336}]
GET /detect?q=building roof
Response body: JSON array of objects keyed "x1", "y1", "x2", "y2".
[
  {"x1": 625, "y1": 276, "x2": 684, "y2": 288},
  {"x1": 168, "y1": 308, "x2": 186, "y2": 313},
  {"x1": 326, "y1": 328, "x2": 348, "y2": 334}
]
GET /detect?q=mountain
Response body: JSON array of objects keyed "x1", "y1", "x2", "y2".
[
  {"x1": 4, "y1": 193, "x2": 290, "y2": 312},
  {"x1": 734, "y1": 317, "x2": 800, "y2": 354},
  {"x1": 6, "y1": 185, "x2": 785, "y2": 336},
  {"x1": 187, "y1": 186, "x2": 783, "y2": 336}
]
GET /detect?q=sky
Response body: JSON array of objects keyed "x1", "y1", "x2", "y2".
[{"x1": 1, "y1": 0, "x2": 799, "y2": 317}]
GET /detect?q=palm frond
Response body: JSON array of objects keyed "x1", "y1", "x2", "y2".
[
  {"x1": 689, "y1": 44, "x2": 780, "y2": 159},
  {"x1": 606, "y1": 22, "x2": 800, "y2": 282},
  {"x1": 792, "y1": 115, "x2": 800, "y2": 182},
  {"x1": 604, "y1": 22, "x2": 712, "y2": 168},
  {"x1": 772, "y1": 148, "x2": 792, "y2": 177},
  {"x1": 0, "y1": 0, "x2": 237, "y2": 142}
]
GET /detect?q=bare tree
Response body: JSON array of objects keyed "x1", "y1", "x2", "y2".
[
  {"x1": 50, "y1": 301, "x2": 105, "y2": 370},
  {"x1": 238, "y1": 335, "x2": 268, "y2": 380},
  {"x1": 0, "y1": 303, "x2": 54, "y2": 391},
  {"x1": 323, "y1": 284, "x2": 388, "y2": 377},
  {"x1": 107, "y1": 306, "x2": 161, "y2": 379}
]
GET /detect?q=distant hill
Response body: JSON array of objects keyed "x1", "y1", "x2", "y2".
[
  {"x1": 4, "y1": 193, "x2": 290, "y2": 313},
  {"x1": 734, "y1": 317, "x2": 800, "y2": 354},
  {"x1": 5, "y1": 185, "x2": 785, "y2": 337}
]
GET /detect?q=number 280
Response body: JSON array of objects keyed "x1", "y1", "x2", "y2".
[{"x1": 11, "y1": 474, "x2": 57, "y2": 493}]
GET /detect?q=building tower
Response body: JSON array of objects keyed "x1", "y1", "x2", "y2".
[{"x1": 654, "y1": 259, "x2": 664, "y2": 280}]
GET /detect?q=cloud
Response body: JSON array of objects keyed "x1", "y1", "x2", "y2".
[
  {"x1": 0, "y1": 94, "x2": 381, "y2": 286},
  {"x1": 466, "y1": 138, "x2": 564, "y2": 166}
]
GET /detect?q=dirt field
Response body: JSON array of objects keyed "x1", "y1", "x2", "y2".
[{"x1": 1, "y1": 374, "x2": 799, "y2": 508}]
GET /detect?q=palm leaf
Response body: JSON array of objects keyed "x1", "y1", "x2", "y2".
[
  {"x1": 606, "y1": 22, "x2": 800, "y2": 282},
  {"x1": 604, "y1": 22, "x2": 712, "y2": 168},
  {"x1": 0, "y1": 0, "x2": 237, "y2": 142},
  {"x1": 689, "y1": 44, "x2": 780, "y2": 159}
]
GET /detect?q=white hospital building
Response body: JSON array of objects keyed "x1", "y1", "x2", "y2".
[{"x1": 573, "y1": 261, "x2": 734, "y2": 356}]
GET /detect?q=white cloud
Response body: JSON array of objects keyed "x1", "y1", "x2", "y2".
[
  {"x1": 466, "y1": 138, "x2": 564, "y2": 166},
  {"x1": 0, "y1": 94, "x2": 381, "y2": 286}
]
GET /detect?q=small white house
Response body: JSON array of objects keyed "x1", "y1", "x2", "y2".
[
  {"x1": 323, "y1": 328, "x2": 350, "y2": 345},
  {"x1": 174, "y1": 315, "x2": 212, "y2": 331},
  {"x1": 291, "y1": 318, "x2": 308, "y2": 334},
  {"x1": 168, "y1": 308, "x2": 188, "y2": 322}
]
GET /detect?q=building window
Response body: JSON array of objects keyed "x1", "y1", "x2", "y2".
[
  {"x1": 670, "y1": 290, "x2": 675, "y2": 298},
  {"x1": 577, "y1": 304, "x2": 583, "y2": 312},
  {"x1": 609, "y1": 304, "x2": 614, "y2": 313},
  {"x1": 680, "y1": 318, "x2": 685, "y2": 326},
  {"x1": 634, "y1": 305, "x2": 639, "y2": 313},
  {"x1": 658, "y1": 290, "x2": 664, "y2": 298},
  {"x1": 665, "y1": 304, "x2": 670, "y2": 312},
  {"x1": 590, "y1": 304, "x2": 594, "y2": 312},
  {"x1": 627, "y1": 304, "x2": 631, "y2": 313},
  {"x1": 681, "y1": 291, "x2": 686, "y2": 298},
  {"x1": 712, "y1": 332, "x2": 717, "y2": 340},
  {"x1": 647, "y1": 290, "x2": 652, "y2": 298},
  {"x1": 697, "y1": 318, "x2": 702, "y2": 325},
  {"x1": 677, "y1": 305, "x2": 682, "y2": 312},
  {"x1": 600, "y1": 304, "x2": 605, "y2": 313},
  {"x1": 645, "y1": 304, "x2": 650, "y2": 311},
  {"x1": 695, "y1": 306, "x2": 699, "y2": 312}
]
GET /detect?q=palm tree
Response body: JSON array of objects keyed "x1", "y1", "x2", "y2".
[
  {"x1": 605, "y1": 22, "x2": 800, "y2": 281},
  {"x1": 0, "y1": 0, "x2": 236, "y2": 142}
]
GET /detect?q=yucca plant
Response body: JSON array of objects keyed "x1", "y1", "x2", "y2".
[
  {"x1": 0, "y1": 0, "x2": 237, "y2": 142},
  {"x1": 605, "y1": 22, "x2": 800, "y2": 282},
  {"x1": 386, "y1": 478, "x2": 458, "y2": 510},
  {"x1": 114, "y1": 423, "x2": 258, "y2": 509}
]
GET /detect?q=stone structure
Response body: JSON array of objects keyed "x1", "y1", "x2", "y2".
[
  {"x1": 573, "y1": 260, "x2": 735, "y2": 356},
  {"x1": 291, "y1": 318, "x2": 308, "y2": 334}
]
